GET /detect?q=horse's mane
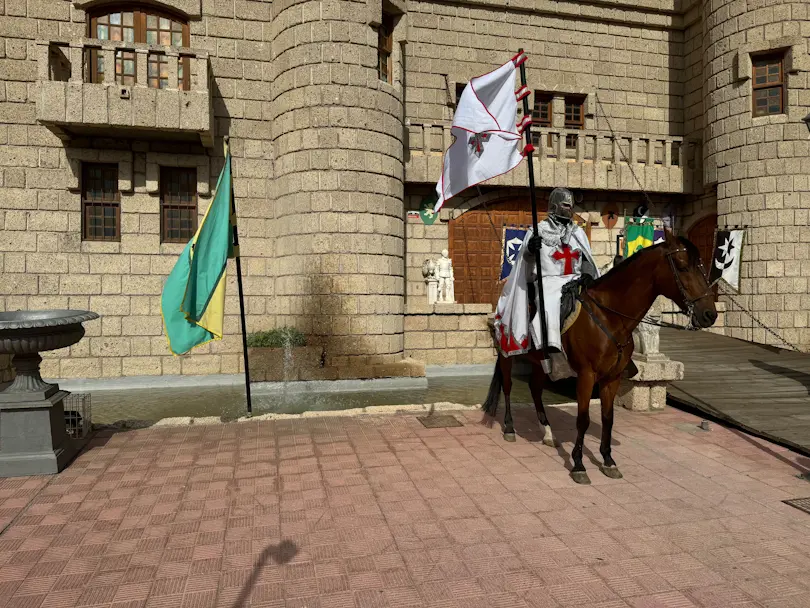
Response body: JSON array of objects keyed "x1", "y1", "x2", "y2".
[{"x1": 590, "y1": 236, "x2": 701, "y2": 289}]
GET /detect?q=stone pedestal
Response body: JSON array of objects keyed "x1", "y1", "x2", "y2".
[
  {"x1": 0, "y1": 354, "x2": 81, "y2": 477},
  {"x1": 426, "y1": 277, "x2": 438, "y2": 305},
  {"x1": 616, "y1": 356, "x2": 684, "y2": 412},
  {"x1": 617, "y1": 297, "x2": 684, "y2": 412}
]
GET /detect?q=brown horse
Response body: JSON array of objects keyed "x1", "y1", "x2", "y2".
[{"x1": 482, "y1": 229, "x2": 717, "y2": 484}]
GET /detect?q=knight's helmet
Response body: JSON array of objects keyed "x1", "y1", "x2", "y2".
[{"x1": 548, "y1": 188, "x2": 574, "y2": 224}]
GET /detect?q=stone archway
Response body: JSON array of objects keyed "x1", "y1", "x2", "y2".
[{"x1": 449, "y1": 197, "x2": 590, "y2": 308}]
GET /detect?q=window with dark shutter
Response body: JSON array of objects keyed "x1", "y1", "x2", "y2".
[
  {"x1": 160, "y1": 167, "x2": 198, "y2": 243},
  {"x1": 82, "y1": 163, "x2": 120, "y2": 242},
  {"x1": 378, "y1": 13, "x2": 394, "y2": 84},
  {"x1": 752, "y1": 53, "x2": 785, "y2": 117}
]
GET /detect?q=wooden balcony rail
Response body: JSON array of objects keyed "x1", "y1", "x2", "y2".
[
  {"x1": 38, "y1": 38, "x2": 209, "y2": 93},
  {"x1": 405, "y1": 122, "x2": 701, "y2": 194}
]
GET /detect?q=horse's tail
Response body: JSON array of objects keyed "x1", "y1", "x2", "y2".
[{"x1": 481, "y1": 358, "x2": 503, "y2": 417}]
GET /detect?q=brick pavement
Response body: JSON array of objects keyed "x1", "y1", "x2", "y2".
[{"x1": 0, "y1": 403, "x2": 809, "y2": 608}]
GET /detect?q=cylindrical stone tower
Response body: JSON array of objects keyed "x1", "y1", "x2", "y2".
[
  {"x1": 269, "y1": 1, "x2": 406, "y2": 369},
  {"x1": 702, "y1": 0, "x2": 810, "y2": 347}
]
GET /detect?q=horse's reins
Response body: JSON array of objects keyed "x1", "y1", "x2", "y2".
[{"x1": 576, "y1": 246, "x2": 715, "y2": 375}]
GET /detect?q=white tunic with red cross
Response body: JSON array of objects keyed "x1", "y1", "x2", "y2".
[{"x1": 494, "y1": 222, "x2": 598, "y2": 357}]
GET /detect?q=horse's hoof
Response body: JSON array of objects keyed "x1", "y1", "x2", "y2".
[
  {"x1": 600, "y1": 465, "x2": 623, "y2": 479},
  {"x1": 542, "y1": 438, "x2": 556, "y2": 448},
  {"x1": 570, "y1": 470, "x2": 591, "y2": 485},
  {"x1": 503, "y1": 432, "x2": 516, "y2": 442}
]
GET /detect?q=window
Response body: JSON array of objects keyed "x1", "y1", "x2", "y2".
[
  {"x1": 378, "y1": 13, "x2": 394, "y2": 84},
  {"x1": 531, "y1": 93, "x2": 553, "y2": 148},
  {"x1": 455, "y1": 82, "x2": 466, "y2": 106},
  {"x1": 160, "y1": 167, "x2": 198, "y2": 243},
  {"x1": 752, "y1": 53, "x2": 784, "y2": 117},
  {"x1": 88, "y1": 7, "x2": 189, "y2": 90},
  {"x1": 564, "y1": 96, "x2": 585, "y2": 149},
  {"x1": 82, "y1": 163, "x2": 120, "y2": 242}
]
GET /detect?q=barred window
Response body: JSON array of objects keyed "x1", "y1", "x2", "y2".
[
  {"x1": 160, "y1": 167, "x2": 197, "y2": 243},
  {"x1": 752, "y1": 54, "x2": 785, "y2": 117},
  {"x1": 82, "y1": 163, "x2": 120, "y2": 242}
]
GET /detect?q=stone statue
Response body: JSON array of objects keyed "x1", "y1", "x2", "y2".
[
  {"x1": 633, "y1": 296, "x2": 663, "y2": 361},
  {"x1": 435, "y1": 249, "x2": 455, "y2": 303},
  {"x1": 423, "y1": 258, "x2": 438, "y2": 304}
]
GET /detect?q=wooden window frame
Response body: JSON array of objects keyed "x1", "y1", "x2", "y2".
[
  {"x1": 81, "y1": 163, "x2": 121, "y2": 242},
  {"x1": 87, "y1": 5, "x2": 190, "y2": 90},
  {"x1": 751, "y1": 52, "x2": 785, "y2": 117},
  {"x1": 378, "y1": 13, "x2": 395, "y2": 84},
  {"x1": 531, "y1": 93, "x2": 553, "y2": 148},
  {"x1": 160, "y1": 166, "x2": 198, "y2": 244},
  {"x1": 564, "y1": 96, "x2": 585, "y2": 149}
]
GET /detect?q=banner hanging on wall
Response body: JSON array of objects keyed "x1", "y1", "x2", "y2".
[
  {"x1": 709, "y1": 229, "x2": 745, "y2": 292},
  {"x1": 500, "y1": 226, "x2": 528, "y2": 280}
]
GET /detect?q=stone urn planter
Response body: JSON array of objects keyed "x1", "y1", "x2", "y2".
[{"x1": 0, "y1": 310, "x2": 99, "y2": 477}]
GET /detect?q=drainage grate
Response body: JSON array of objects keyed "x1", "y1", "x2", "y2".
[
  {"x1": 417, "y1": 415, "x2": 463, "y2": 428},
  {"x1": 782, "y1": 497, "x2": 810, "y2": 515}
]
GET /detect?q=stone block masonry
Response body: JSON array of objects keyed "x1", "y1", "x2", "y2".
[
  {"x1": 0, "y1": 0, "x2": 275, "y2": 379},
  {"x1": 404, "y1": 303, "x2": 496, "y2": 365}
]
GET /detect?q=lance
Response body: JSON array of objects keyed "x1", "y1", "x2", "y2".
[{"x1": 515, "y1": 49, "x2": 551, "y2": 373}]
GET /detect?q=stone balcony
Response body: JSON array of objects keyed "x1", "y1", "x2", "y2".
[
  {"x1": 405, "y1": 122, "x2": 701, "y2": 195},
  {"x1": 36, "y1": 39, "x2": 213, "y2": 148}
]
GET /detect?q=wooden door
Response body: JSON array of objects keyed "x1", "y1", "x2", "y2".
[
  {"x1": 449, "y1": 198, "x2": 591, "y2": 308},
  {"x1": 687, "y1": 214, "x2": 718, "y2": 299}
]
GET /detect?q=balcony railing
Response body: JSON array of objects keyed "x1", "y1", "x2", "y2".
[
  {"x1": 405, "y1": 123, "x2": 701, "y2": 194},
  {"x1": 36, "y1": 38, "x2": 213, "y2": 147}
]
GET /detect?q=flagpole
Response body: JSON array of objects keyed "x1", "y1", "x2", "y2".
[
  {"x1": 224, "y1": 136, "x2": 253, "y2": 415},
  {"x1": 516, "y1": 49, "x2": 551, "y2": 373}
]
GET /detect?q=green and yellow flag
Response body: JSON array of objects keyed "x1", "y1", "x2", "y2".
[
  {"x1": 161, "y1": 151, "x2": 235, "y2": 355},
  {"x1": 624, "y1": 217, "x2": 654, "y2": 258}
]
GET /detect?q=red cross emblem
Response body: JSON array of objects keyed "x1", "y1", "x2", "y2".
[{"x1": 552, "y1": 244, "x2": 581, "y2": 275}]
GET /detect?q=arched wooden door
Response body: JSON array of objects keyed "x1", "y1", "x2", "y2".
[
  {"x1": 687, "y1": 214, "x2": 718, "y2": 299},
  {"x1": 449, "y1": 199, "x2": 591, "y2": 308}
]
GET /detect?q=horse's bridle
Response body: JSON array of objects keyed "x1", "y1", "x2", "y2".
[{"x1": 664, "y1": 246, "x2": 715, "y2": 327}]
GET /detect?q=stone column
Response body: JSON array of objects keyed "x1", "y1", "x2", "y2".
[
  {"x1": 616, "y1": 297, "x2": 684, "y2": 411},
  {"x1": 270, "y1": 1, "x2": 406, "y2": 369}
]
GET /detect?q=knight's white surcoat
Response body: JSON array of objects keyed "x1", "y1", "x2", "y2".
[{"x1": 494, "y1": 221, "x2": 598, "y2": 356}]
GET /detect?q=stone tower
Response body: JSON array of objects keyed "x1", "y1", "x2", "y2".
[
  {"x1": 702, "y1": 0, "x2": 810, "y2": 346},
  {"x1": 269, "y1": 1, "x2": 407, "y2": 368}
]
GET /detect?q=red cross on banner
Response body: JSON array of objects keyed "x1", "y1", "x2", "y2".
[{"x1": 551, "y1": 244, "x2": 581, "y2": 275}]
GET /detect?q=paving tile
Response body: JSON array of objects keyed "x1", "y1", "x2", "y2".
[{"x1": 0, "y1": 408, "x2": 807, "y2": 607}]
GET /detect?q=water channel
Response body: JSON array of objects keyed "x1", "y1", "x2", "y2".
[{"x1": 85, "y1": 375, "x2": 573, "y2": 425}]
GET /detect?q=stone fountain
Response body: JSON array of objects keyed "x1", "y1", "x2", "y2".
[{"x1": 0, "y1": 310, "x2": 99, "y2": 477}]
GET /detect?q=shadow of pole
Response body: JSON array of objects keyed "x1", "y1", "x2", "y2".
[{"x1": 231, "y1": 539, "x2": 298, "y2": 608}]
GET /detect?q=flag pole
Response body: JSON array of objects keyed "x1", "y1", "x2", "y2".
[
  {"x1": 224, "y1": 136, "x2": 253, "y2": 415},
  {"x1": 516, "y1": 49, "x2": 551, "y2": 373}
]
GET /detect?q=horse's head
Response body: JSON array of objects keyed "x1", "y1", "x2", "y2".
[{"x1": 656, "y1": 229, "x2": 717, "y2": 329}]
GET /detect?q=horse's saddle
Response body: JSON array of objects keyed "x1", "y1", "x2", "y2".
[{"x1": 526, "y1": 275, "x2": 592, "y2": 340}]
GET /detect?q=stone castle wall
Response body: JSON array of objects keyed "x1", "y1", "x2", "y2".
[
  {"x1": 268, "y1": 0, "x2": 407, "y2": 369},
  {"x1": 702, "y1": 0, "x2": 810, "y2": 347},
  {"x1": 0, "y1": 0, "x2": 275, "y2": 379},
  {"x1": 408, "y1": 0, "x2": 685, "y2": 137}
]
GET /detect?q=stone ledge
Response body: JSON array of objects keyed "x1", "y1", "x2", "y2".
[
  {"x1": 405, "y1": 303, "x2": 492, "y2": 315},
  {"x1": 626, "y1": 358, "x2": 684, "y2": 382}
]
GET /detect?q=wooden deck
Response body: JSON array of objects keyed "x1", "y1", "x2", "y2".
[{"x1": 661, "y1": 328, "x2": 810, "y2": 457}]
